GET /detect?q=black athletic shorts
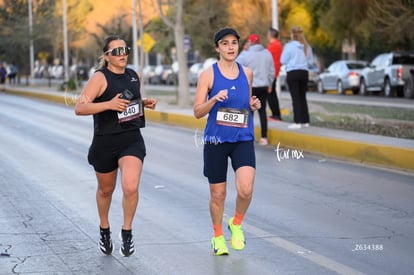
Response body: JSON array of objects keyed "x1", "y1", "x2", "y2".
[
  {"x1": 203, "y1": 140, "x2": 256, "y2": 184},
  {"x1": 88, "y1": 130, "x2": 146, "y2": 173}
]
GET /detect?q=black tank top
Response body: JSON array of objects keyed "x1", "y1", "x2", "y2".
[{"x1": 92, "y1": 67, "x2": 145, "y2": 135}]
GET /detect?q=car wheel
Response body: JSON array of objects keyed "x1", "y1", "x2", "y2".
[
  {"x1": 404, "y1": 77, "x2": 414, "y2": 99},
  {"x1": 337, "y1": 80, "x2": 345, "y2": 95},
  {"x1": 384, "y1": 78, "x2": 393, "y2": 97},
  {"x1": 317, "y1": 80, "x2": 325, "y2": 94},
  {"x1": 359, "y1": 78, "x2": 368, "y2": 96}
]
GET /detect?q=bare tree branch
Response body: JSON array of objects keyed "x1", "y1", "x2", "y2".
[{"x1": 156, "y1": 0, "x2": 174, "y2": 28}]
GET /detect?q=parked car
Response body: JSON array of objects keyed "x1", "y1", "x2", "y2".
[
  {"x1": 71, "y1": 64, "x2": 88, "y2": 81},
  {"x1": 308, "y1": 62, "x2": 320, "y2": 89},
  {"x1": 126, "y1": 64, "x2": 142, "y2": 74},
  {"x1": 148, "y1": 64, "x2": 171, "y2": 84},
  {"x1": 188, "y1": 62, "x2": 203, "y2": 86},
  {"x1": 184, "y1": 58, "x2": 217, "y2": 87},
  {"x1": 317, "y1": 60, "x2": 368, "y2": 94},
  {"x1": 49, "y1": 65, "x2": 64, "y2": 79},
  {"x1": 403, "y1": 67, "x2": 414, "y2": 99},
  {"x1": 359, "y1": 51, "x2": 414, "y2": 97},
  {"x1": 279, "y1": 65, "x2": 287, "y2": 90},
  {"x1": 165, "y1": 61, "x2": 179, "y2": 85},
  {"x1": 141, "y1": 65, "x2": 155, "y2": 84},
  {"x1": 202, "y1": 58, "x2": 218, "y2": 70},
  {"x1": 279, "y1": 62, "x2": 320, "y2": 91}
]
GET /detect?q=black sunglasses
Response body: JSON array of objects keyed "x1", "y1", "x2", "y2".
[{"x1": 105, "y1": 46, "x2": 131, "y2": 56}]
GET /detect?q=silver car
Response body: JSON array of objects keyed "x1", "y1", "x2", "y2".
[
  {"x1": 279, "y1": 62, "x2": 320, "y2": 91},
  {"x1": 359, "y1": 51, "x2": 414, "y2": 97},
  {"x1": 317, "y1": 60, "x2": 367, "y2": 94}
]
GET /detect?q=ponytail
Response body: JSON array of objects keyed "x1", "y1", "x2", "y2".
[{"x1": 291, "y1": 27, "x2": 309, "y2": 57}]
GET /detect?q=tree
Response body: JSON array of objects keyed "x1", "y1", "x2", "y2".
[
  {"x1": 318, "y1": 0, "x2": 371, "y2": 61},
  {"x1": 156, "y1": 0, "x2": 190, "y2": 107},
  {"x1": 368, "y1": 0, "x2": 414, "y2": 50},
  {"x1": 227, "y1": 0, "x2": 271, "y2": 42},
  {"x1": 0, "y1": 0, "x2": 58, "y2": 77},
  {"x1": 54, "y1": 0, "x2": 94, "y2": 66},
  {"x1": 184, "y1": 0, "x2": 228, "y2": 58},
  {"x1": 0, "y1": 0, "x2": 30, "y2": 75},
  {"x1": 145, "y1": 17, "x2": 175, "y2": 64}
]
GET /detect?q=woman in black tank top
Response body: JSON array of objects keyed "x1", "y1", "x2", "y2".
[{"x1": 75, "y1": 35, "x2": 157, "y2": 257}]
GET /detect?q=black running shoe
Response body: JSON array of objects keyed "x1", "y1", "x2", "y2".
[
  {"x1": 99, "y1": 227, "x2": 114, "y2": 255},
  {"x1": 119, "y1": 229, "x2": 135, "y2": 257}
]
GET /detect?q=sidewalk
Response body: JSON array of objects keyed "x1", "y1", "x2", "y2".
[{"x1": 3, "y1": 84, "x2": 414, "y2": 172}]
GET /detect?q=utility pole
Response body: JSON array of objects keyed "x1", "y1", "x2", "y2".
[
  {"x1": 28, "y1": 0, "x2": 34, "y2": 83},
  {"x1": 132, "y1": 0, "x2": 139, "y2": 72},
  {"x1": 138, "y1": 0, "x2": 145, "y2": 69},
  {"x1": 272, "y1": 0, "x2": 279, "y2": 30},
  {"x1": 62, "y1": 0, "x2": 69, "y2": 82},
  {"x1": 272, "y1": 0, "x2": 281, "y2": 97}
]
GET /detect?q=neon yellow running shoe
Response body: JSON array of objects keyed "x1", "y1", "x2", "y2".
[
  {"x1": 228, "y1": 217, "x2": 245, "y2": 250},
  {"x1": 211, "y1": 235, "x2": 229, "y2": 256}
]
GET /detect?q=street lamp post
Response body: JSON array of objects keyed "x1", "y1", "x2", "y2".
[
  {"x1": 272, "y1": 0, "x2": 279, "y2": 30},
  {"x1": 62, "y1": 0, "x2": 69, "y2": 82},
  {"x1": 28, "y1": 0, "x2": 34, "y2": 83},
  {"x1": 138, "y1": 0, "x2": 145, "y2": 69},
  {"x1": 272, "y1": 0, "x2": 281, "y2": 98},
  {"x1": 132, "y1": 0, "x2": 139, "y2": 72}
]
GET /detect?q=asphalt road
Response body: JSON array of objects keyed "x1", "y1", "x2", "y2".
[{"x1": 1, "y1": 93, "x2": 414, "y2": 275}]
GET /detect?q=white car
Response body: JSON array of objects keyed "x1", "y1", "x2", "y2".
[{"x1": 188, "y1": 62, "x2": 203, "y2": 86}]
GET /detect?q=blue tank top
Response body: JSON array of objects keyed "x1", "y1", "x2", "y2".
[{"x1": 204, "y1": 62, "x2": 254, "y2": 143}]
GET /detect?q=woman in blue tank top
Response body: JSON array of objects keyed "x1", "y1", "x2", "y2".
[{"x1": 193, "y1": 27, "x2": 261, "y2": 256}]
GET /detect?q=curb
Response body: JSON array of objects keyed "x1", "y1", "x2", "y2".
[
  {"x1": 145, "y1": 110, "x2": 414, "y2": 172},
  {"x1": 5, "y1": 88, "x2": 414, "y2": 172}
]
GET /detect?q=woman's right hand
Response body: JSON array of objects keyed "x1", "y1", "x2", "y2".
[
  {"x1": 109, "y1": 93, "x2": 130, "y2": 112},
  {"x1": 214, "y1": 89, "x2": 228, "y2": 102}
]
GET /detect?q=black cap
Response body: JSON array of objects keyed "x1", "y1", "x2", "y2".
[{"x1": 214, "y1": 27, "x2": 240, "y2": 44}]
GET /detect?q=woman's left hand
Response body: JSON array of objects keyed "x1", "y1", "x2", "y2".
[
  {"x1": 143, "y1": 98, "x2": 157, "y2": 109},
  {"x1": 250, "y1": 96, "x2": 261, "y2": 111}
]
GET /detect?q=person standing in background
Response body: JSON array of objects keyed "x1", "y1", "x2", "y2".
[
  {"x1": 0, "y1": 62, "x2": 7, "y2": 91},
  {"x1": 7, "y1": 62, "x2": 18, "y2": 85},
  {"x1": 267, "y1": 28, "x2": 283, "y2": 121},
  {"x1": 280, "y1": 27, "x2": 314, "y2": 129},
  {"x1": 237, "y1": 33, "x2": 275, "y2": 145},
  {"x1": 237, "y1": 41, "x2": 250, "y2": 60}
]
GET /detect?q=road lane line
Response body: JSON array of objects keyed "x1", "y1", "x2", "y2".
[{"x1": 242, "y1": 222, "x2": 365, "y2": 275}]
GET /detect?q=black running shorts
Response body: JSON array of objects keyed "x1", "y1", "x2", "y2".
[
  {"x1": 203, "y1": 140, "x2": 256, "y2": 184},
  {"x1": 88, "y1": 130, "x2": 146, "y2": 173}
]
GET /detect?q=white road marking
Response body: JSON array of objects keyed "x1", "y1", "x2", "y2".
[{"x1": 243, "y1": 222, "x2": 365, "y2": 275}]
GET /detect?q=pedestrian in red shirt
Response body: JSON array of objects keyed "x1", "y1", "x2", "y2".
[{"x1": 267, "y1": 28, "x2": 283, "y2": 121}]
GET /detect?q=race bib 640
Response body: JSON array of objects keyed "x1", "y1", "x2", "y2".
[{"x1": 118, "y1": 100, "x2": 143, "y2": 123}]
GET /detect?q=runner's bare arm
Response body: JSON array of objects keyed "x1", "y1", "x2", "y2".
[
  {"x1": 193, "y1": 68, "x2": 214, "y2": 119},
  {"x1": 193, "y1": 67, "x2": 229, "y2": 119},
  {"x1": 74, "y1": 72, "x2": 129, "y2": 115}
]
